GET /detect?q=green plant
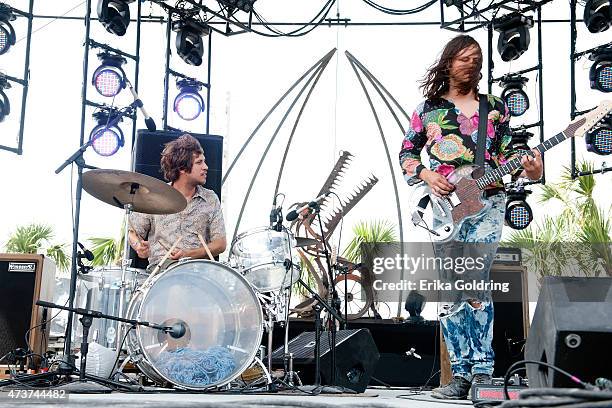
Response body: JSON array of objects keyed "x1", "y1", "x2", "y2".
[
  {"x1": 4, "y1": 223, "x2": 71, "y2": 272},
  {"x1": 343, "y1": 219, "x2": 398, "y2": 264},
  {"x1": 503, "y1": 161, "x2": 611, "y2": 279},
  {"x1": 86, "y1": 226, "x2": 126, "y2": 267}
]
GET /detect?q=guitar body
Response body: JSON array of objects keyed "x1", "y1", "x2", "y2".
[{"x1": 414, "y1": 165, "x2": 492, "y2": 242}]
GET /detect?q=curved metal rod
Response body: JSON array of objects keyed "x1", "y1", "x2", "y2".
[
  {"x1": 222, "y1": 48, "x2": 337, "y2": 185},
  {"x1": 345, "y1": 50, "x2": 411, "y2": 134},
  {"x1": 345, "y1": 52, "x2": 407, "y2": 318},
  {"x1": 273, "y1": 52, "x2": 336, "y2": 199},
  {"x1": 230, "y1": 49, "x2": 337, "y2": 243}
]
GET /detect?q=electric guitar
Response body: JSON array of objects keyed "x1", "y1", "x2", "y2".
[{"x1": 412, "y1": 100, "x2": 612, "y2": 242}]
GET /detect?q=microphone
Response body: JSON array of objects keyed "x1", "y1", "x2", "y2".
[
  {"x1": 166, "y1": 322, "x2": 187, "y2": 339},
  {"x1": 286, "y1": 192, "x2": 330, "y2": 222},
  {"x1": 405, "y1": 347, "x2": 422, "y2": 360},
  {"x1": 77, "y1": 241, "x2": 94, "y2": 261},
  {"x1": 126, "y1": 79, "x2": 156, "y2": 131}
]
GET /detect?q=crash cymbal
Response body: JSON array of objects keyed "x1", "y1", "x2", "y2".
[
  {"x1": 82, "y1": 169, "x2": 187, "y2": 215},
  {"x1": 295, "y1": 237, "x2": 319, "y2": 247}
]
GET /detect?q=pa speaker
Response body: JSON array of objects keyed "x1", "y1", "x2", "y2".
[
  {"x1": 525, "y1": 276, "x2": 612, "y2": 388},
  {"x1": 271, "y1": 328, "x2": 380, "y2": 393},
  {"x1": 133, "y1": 130, "x2": 223, "y2": 199},
  {"x1": 0, "y1": 254, "x2": 55, "y2": 369}
]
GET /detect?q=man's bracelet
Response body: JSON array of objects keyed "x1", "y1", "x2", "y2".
[{"x1": 415, "y1": 164, "x2": 426, "y2": 178}]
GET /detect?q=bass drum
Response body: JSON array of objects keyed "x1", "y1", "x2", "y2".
[{"x1": 126, "y1": 260, "x2": 263, "y2": 390}]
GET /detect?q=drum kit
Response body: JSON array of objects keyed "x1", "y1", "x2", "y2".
[{"x1": 67, "y1": 169, "x2": 321, "y2": 391}]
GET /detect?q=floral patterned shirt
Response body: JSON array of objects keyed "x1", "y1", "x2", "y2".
[{"x1": 399, "y1": 95, "x2": 519, "y2": 188}]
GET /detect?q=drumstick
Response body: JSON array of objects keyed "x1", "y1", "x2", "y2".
[
  {"x1": 158, "y1": 239, "x2": 170, "y2": 251},
  {"x1": 143, "y1": 235, "x2": 183, "y2": 286},
  {"x1": 196, "y1": 233, "x2": 214, "y2": 260}
]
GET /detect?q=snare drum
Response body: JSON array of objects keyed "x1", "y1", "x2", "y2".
[
  {"x1": 72, "y1": 267, "x2": 146, "y2": 350},
  {"x1": 126, "y1": 260, "x2": 263, "y2": 390},
  {"x1": 230, "y1": 226, "x2": 301, "y2": 292}
]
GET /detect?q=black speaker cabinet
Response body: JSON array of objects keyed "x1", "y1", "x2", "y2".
[
  {"x1": 525, "y1": 276, "x2": 612, "y2": 388},
  {"x1": 0, "y1": 254, "x2": 55, "y2": 369},
  {"x1": 271, "y1": 328, "x2": 380, "y2": 393},
  {"x1": 133, "y1": 130, "x2": 223, "y2": 199}
]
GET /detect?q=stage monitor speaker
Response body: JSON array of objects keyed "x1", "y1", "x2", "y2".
[
  {"x1": 0, "y1": 254, "x2": 55, "y2": 369},
  {"x1": 133, "y1": 130, "x2": 223, "y2": 199},
  {"x1": 271, "y1": 328, "x2": 380, "y2": 393},
  {"x1": 525, "y1": 276, "x2": 612, "y2": 388}
]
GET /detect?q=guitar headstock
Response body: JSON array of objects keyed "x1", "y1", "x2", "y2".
[{"x1": 564, "y1": 100, "x2": 612, "y2": 138}]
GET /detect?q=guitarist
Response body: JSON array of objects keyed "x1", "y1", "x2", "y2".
[{"x1": 399, "y1": 35, "x2": 542, "y2": 400}]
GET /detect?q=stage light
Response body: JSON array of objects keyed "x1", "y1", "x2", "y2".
[
  {"x1": 505, "y1": 187, "x2": 533, "y2": 230},
  {"x1": 89, "y1": 110, "x2": 124, "y2": 156},
  {"x1": 174, "y1": 20, "x2": 209, "y2": 66},
  {"x1": 174, "y1": 79, "x2": 204, "y2": 121},
  {"x1": 0, "y1": 4, "x2": 16, "y2": 55},
  {"x1": 97, "y1": 0, "x2": 134, "y2": 36},
  {"x1": 501, "y1": 77, "x2": 530, "y2": 117},
  {"x1": 0, "y1": 76, "x2": 10, "y2": 122},
  {"x1": 589, "y1": 50, "x2": 612, "y2": 92},
  {"x1": 586, "y1": 118, "x2": 612, "y2": 155},
  {"x1": 494, "y1": 13, "x2": 534, "y2": 62},
  {"x1": 92, "y1": 53, "x2": 127, "y2": 97},
  {"x1": 584, "y1": 0, "x2": 612, "y2": 33},
  {"x1": 218, "y1": 0, "x2": 257, "y2": 13},
  {"x1": 509, "y1": 129, "x2": 533, "y2": 154}
]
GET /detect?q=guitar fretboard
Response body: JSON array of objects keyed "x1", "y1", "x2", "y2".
[{"x1": 475, "y1": 132, "x2": 569, "y2": 189}]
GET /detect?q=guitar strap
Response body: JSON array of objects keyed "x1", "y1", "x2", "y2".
[{"x1": 475, "y1": 93, "x2": 489, "y2": 167}]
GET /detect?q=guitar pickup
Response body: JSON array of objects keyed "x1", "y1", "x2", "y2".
[{"x1": 447, "y1": 192, "x2": 461, "y2": 207}]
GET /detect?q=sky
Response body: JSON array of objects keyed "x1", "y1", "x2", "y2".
[{"x1": 1, "y1": 1, "x2": 611, "y2": 319}]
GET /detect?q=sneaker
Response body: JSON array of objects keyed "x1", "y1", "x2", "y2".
[
  {"x1": 469, "y1": 373, "x2": 492, "y2": 400},
  {"x1": 431, "y1": 376, "x2": 471, "y2": 400}
]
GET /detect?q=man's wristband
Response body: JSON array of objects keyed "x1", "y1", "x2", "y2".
[{"x1": 415, "y1": 164, "x2": 426, "y2": 178}]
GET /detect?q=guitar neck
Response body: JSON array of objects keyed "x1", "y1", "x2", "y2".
[{"x1": 475, "y1": 131, "x2": 569, "y2": 189}]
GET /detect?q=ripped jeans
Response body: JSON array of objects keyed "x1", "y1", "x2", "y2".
[{"x1": 434, "y1": 193, "x2": 505, "y2": 381}]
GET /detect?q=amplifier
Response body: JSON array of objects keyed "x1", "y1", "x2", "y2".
[{"x1": 0, "y1": 254, "x2": 55, "y2": 369}]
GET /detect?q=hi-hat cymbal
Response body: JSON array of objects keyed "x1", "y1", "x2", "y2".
[
  {"x1": 82, "y1": 169, "x2": 187, "y2": 215},
  {"x1": 295, "y1": 237, "x2": 319, "y2": 247}
]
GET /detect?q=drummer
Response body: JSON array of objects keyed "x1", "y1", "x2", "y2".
[{"x1": 128, "y1": 134, "x2": 226, "y2": 270}]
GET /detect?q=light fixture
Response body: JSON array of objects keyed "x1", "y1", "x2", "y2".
[
  {"x1": 97, "y1": 0, "x2": 134, "y2": 36},
  {"x1": 494, "y1": 13, "x2": 534, "y2": 62},
  {"x1": 584, "y1": 0, "x2": 612, "y2": 33},
  {"x1": 0, "y1": 75, "x2": 10, "y2": 122},
  {"x1": 505, "y1": 187, "x2": 533, "y2": 230},
  {"x1": 89, "y1": 109, "x2": 124, "y2": 156},
  {"x1": 586, "y1": 117, "x2": 612, "y2": 155},
  {"x1": 509, "y1": 129, "x2": 534, "y2": 154},
  {"x1": 174, "y1": 19, "x2": 209, "y2": 66},
  {"x1": 92, "y1": 52, "x2": 127, "y2": 97},
  {"x1": 217, "y1": 0, "x2": 257, "y2": 13},
  {"x1": 501, "y1": 76, "x2": 530, "y2": 117},
  {"x1": 0, "y1": 4, "x2": 16, "y2": 55},
  {"x1": 174, "y1": 79, "x2": 205, "y2": 121},
  {"x1": 589, "y1": 49, "x2": 612, "y2": 93}
]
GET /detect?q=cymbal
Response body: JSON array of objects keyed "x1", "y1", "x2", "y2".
[
  {"x1": 295, "y1": 237, "x2": 319, "y2": 247},
  {"x1": 82, "y1": 169, "x2": 187, "y2": 215}
]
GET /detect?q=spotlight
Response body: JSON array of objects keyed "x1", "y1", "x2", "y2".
[
  {"x1": 89, "y1": 109, "x2": 124, "y2": 156},
  {"x1": 0, "y1": 4, "x2": 16, "y2": 55},
  {"x1": 174, "y1": 20, "x2": 209, "y2": 66},
  {"x1": 92, "y1": 52, "x2": 127, "y2": 97},
  {"x1": 509, "y1": 129, "x2": 534, "y2": 154},
  {"x1": 97, "y1": 0, "x2": 134, "y2": 36},
  {"x1": 174, "y1": 79, "x2": 205, "y2": 121},
  {"x1": 505, "y1": 187, "x2": 533, "y2": 230},
  {"x1": 586, "y1": 118, "x2": 612, "y2": 155},
  {"x1": 501, "y1": 76, "x2": 530, "y2": 117},
  {"x1": 584, "y1": 0, "x2": 612, "y2": 33},
  {"x1": 218, "y1": 0, "x2": 257, "y2": 13},
  {"x1": 589, "y1": 50, "x2": 612, "y2": 92},
  {"x1": 494, "y1": 13, "x2": 534, "y2": 62},
  {"x1": 0, "y1": 75, "x2": 10, "y2": 122}
]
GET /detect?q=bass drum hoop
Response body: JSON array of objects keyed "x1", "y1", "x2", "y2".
[{"x1": 126, "y1": 260, "x2": 263, "y2": 390}]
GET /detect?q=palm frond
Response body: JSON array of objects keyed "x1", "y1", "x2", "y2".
[
  {"x1": 343, "y1": 220, "x2": 397, "y2": 263},
  {"x1": 46, "y1": 243, "x2": 71, "y2": 272},
  {"x1": 5, "y1": 224, "x2": 54, "y2": 254},
  {"x1": 88, "y1": 237, "x2": 121, "y2": 267}
]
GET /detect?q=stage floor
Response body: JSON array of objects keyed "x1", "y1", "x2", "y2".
[{"x1": 0, "y1": 387, "x2": 477, "y2": 408}]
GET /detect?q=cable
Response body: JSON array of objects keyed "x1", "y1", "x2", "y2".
[
  {"x1": 107, "y1": 325, "x2": 135, "y2": 380},
  {"x1": 23, "y1": 297, "x2": 70, "y2": 369},
  {"x1": 15, "y1": 1, "x2": 86, "y2": 44},
  {"x1": 361, "y1": 0, "x2": 438, "y2": 15}
]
